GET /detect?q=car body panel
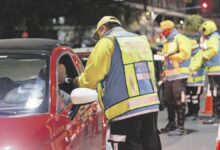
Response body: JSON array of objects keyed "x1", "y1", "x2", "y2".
[
  {"x1": 0, "y1": 114, "x2": 53, "y2": 150},
  {"x1": 0, "y1": 39, "x2": 107, "y2": 150}
]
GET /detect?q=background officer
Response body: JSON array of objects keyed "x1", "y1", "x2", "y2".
[
  {"x1": 200, "y1": 20, "x2": 220, "y2": 124},
  {"x1": 159, "y1": 20, "x2": 192, "y2": 136},
  {"x1": 185, "y1": 40, "x2": 206, "y2": 120}
]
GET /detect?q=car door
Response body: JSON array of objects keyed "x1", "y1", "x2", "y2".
[
  {"x1": 69, "y1": 52, "x2": 107, "y2": 150},
  {"x1": 50, "y1": 49, "x2": 79, "y2": 150},
  {"x1": 51, "y1": 48, "x2": 106, "y2": 150}
]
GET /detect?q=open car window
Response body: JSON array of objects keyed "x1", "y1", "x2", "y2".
[
  {"x1": 0, "y1": 54, "x2": 49, "y2": 116},
  {"x1": 56, "y1": 54, "x2": 79, "y2": 113}
]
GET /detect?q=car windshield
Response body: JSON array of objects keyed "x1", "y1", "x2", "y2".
[{"x1": 0, "y1": 54, "x2": 49, "y2": 116}]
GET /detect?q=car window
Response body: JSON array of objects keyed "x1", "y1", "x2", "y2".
[
  {"x1": 56, "y1": 54, "x2": 79, "y2": 113},
  {"x1": 0, "y1": 54, "x2": 49, "y2": 116}
]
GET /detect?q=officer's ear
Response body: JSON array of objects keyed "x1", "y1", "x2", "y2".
[
  {"x1": 98, "y1": 25, "x2": 108, "y2": 39},
  {"x1": 100, "y1": 25, "x2": 108, "y2": 33}
]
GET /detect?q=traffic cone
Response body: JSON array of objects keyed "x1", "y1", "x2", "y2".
[{"x1": 202, "y1": 86, "x2": 213, "y2": 115}]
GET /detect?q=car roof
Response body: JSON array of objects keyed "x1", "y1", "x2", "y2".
[{"x1": 0, "y1": 38, "x2": 60, "y2": 54}]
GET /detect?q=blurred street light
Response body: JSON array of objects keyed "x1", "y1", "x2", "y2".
[
  {"x1": 58, "y1": 17, "x2": 65, "y2": 25},
  {"x1": 52, "y1": 18, "x2": 56, "y2": 24},
  {"x1": 175, "y1": 3, "x2": 209, "y2": 11},
  {"x1": 202, "y1": 2, "x2": 208, "y2": 9},
  {"x1": 180, "y1": 20, "x2": 184, "y2": 25}
]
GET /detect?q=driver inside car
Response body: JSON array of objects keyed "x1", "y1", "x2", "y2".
[{"x1": 57, "y1": 63, "x2": 71, "y2": 111}]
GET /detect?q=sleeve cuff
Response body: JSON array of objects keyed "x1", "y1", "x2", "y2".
[{"x1": 78, "y1": 75, "x2": 83, "y2": 87}]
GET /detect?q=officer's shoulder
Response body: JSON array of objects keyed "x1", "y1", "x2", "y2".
[
  {"x1": 176, "y1": 33, "x2": 186, "y2": 38},
  {"x1": 210, "y1": 33, "x2": 220, "y2": 39},
  {"x1": 96, "y1": 37, "x2": 114, "y2": 45},
  {"x1": 176, "y1": 33, "x2": 190, "y2": 40}
]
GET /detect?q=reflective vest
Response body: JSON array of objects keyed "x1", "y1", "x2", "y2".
[
  {"x1": 97, "y1": 28, "x2": 160, "y2": 121},
  {"x1": 187, "y1": 46, "x2": 206, "y2": 87},
  {"x1": 204, "y1": 32, "x2": 220, "y2": 75},
  {"x1": 163, "y1": 32, "x2": 191, "y2": 81}
]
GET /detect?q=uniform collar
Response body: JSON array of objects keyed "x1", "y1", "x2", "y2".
[
  {"x1": 166, "y1": 29, "x2": 178, "y2": 41},
  {"x1": 104, "y1": 27, "x2": 124, "y2": 37},
  {"x1": 207, "y1": 31, "x2": 219, "y2": 39}
]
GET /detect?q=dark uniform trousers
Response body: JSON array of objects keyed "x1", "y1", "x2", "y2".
[
  {"x1": 109, "y1": 112, "x2": 161, "y2": 150},
  {"x1": 186, "y1": 86, "x2": 203, "y2": 116},
  {"x1": 209, "y1": 76, "x2": 220, "y2": 119},
  {"x1": 163, "y1": 79, "x2": 187, "y2": 128}
]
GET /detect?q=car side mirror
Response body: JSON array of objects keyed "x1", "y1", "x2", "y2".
[{"x1": 71, "y1": 88, "x2": 97, "y2": 105}]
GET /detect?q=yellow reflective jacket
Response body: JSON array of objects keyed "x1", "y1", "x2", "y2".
[
  {"x1": 162, "y1": 29, "x2": 191, "y2": 81},
  {"x1": 79, "y1": 27, "x2": 160, "y2": 121},
  {"x1": 187, "y1": 46, "x2": 206, "y2": 86},
  {"x1": 78, "y1": 38, "x2": 114, "y2": 88},
  {"x1": 202, "y1": 32, "x2": 220, "y2": 75}
]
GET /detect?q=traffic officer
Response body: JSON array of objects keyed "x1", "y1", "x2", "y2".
[
  {"x1": 185, "y1": 40, "x2": 206, "y2": 120},
  {"x1": 200, "y1": 20, "x2": 220, "y2": 124},
  {"x1": 74, "y1": 16, "x2": 161, "y2": 150},
  {"x1": 159, "y1": 20, "x2": 192, "y2": 136}
]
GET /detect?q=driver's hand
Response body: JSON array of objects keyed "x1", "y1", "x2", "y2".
[{"x1": 73, "y1": 77, "x2": 79, "y2": 88}]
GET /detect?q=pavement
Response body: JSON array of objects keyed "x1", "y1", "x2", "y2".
[
  {"x1": 106, "y1": 103, "x2": 219, "y2": 150},
  {"x1": 158, "y1": 86, "x2": 218, "y2": 150},
  {"x1": 159, "y1": 109, "x2": 218, "y2": 150}
]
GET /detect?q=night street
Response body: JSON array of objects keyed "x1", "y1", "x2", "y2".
[
  {"x1": 106, "y1": 105, "x2": 218, "y2": 150},
  {"x1": 159, "y1": 109, "x2": 218, "y2": 150},
  {"x1": 1, "y1": 0, "x2": 220, "y2": 150}
]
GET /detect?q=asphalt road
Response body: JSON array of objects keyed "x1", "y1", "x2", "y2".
[
  {"x1": 159, "y1": 109, "x2": 218, "y2": 150},
  {"x1": 106, "y1": 105, "x2": 218, "y2": 150}
]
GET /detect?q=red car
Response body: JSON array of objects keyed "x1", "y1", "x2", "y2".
[
  {"x1": 0, "y1": 39, "x2": 107, "y2": 150},
  {"x1": 217, "y1": 123, "x2": 220, "y2": 150}
]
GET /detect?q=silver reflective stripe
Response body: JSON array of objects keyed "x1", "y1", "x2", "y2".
[
  {"x1": 186, "y1": 98, "x2": 191, "y2": 102},
  {"x1": 181, "y1": 91, "x2": 186, "y2": 103},
  {"x1": 207, "y1": 72, "x2": 220, "y2": 75},
  {"x1": 110, "y1": 134, "x2": 126, "y2": 142},
  {"x1": 128, "y1": 95, "x2": 159, "y2": 109},
  {"x1": 197, "y1": 86, "x2": 202, "y2": 94},
  {"x1": 187, "y1": 83, "x2": 204, "y2": 87},
  {"x1": 112, "y1": 108, "x2": 159, "y2": 121},
  {"x1": 186, "y1": 94, "x2": 190, "y2": 102},
  {"x1": 192, "y1": 95, "x2": 198, "y2": 99},
  {"x1": 214, "y1": 87, "x2": 218, "y2": 97},
  {"x1": 192, "y1": 100, "x2": 198, "y2": 104},
  {"x1": 166, "y1": 76, "x2": 188, "y2": 81},
  {"x1": 113, "y1": 143, "x2": 118, "y2": 150}
]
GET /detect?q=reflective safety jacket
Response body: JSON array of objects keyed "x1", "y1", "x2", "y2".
[
  {"x1": 202, "y1": 32, "x2": 220, "y2": 75},
  {"x1": 187, "y1": 45, "x2": 206, "y2": 87},
  {"x1": 97, "y1": 27, "x2": 160, "y2": 121},
  {"x1": 162, "y1": 29, "x2": 192, "y2": 81}
]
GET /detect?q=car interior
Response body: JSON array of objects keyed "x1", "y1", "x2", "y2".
[
  {"x1": 0, "y1": 53, "x2": 81, "y2": 117},
  {"x1": 0, "y1": 57, "x2": 48, "y2": 115},
  {"x1": 57, "y1": 54, "x2": 80, "y2": 116}
]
